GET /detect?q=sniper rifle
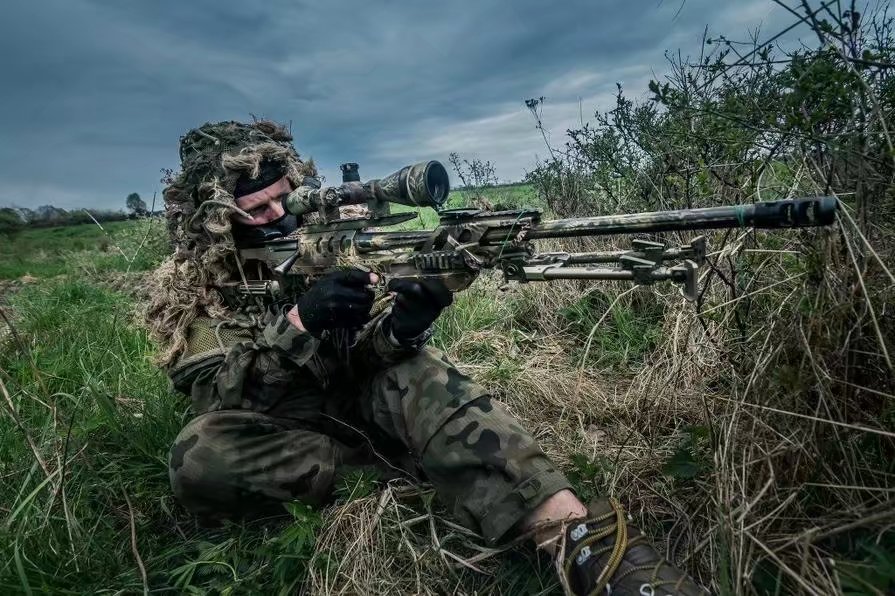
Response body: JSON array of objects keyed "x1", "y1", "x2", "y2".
[{"x1": 229, "y1": 160, "x2": 837, "y2": 305}]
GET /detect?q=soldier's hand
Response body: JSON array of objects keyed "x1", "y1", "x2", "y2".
[
  {"x1": 387, "y1": 278, "x2": 453, "y2": 342},
  {"x1": 294, "y1": 270, "x2": 377, "y2": 337}
]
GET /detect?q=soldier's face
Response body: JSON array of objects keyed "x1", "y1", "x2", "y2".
[{"x1": 232, "y1": 177, "x2": 291, "y2": 226}]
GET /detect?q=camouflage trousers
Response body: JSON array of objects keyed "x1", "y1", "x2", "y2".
[{"x1": 169, "y1": 347, "x2": 570, "y2": 543}]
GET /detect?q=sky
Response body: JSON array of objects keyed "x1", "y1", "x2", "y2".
[{"x1": 0, "y1": 0, "x2": 814, "y2": 211}]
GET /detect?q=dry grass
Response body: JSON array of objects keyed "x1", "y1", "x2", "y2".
[
  {"x1": 3, "y1": 4, "x2": 893, "y2": 592},
  {"x1": 1, "y1": 193, "x2": 890, "y2": 595},
  {"x1": 302, "y1": 183, "x2": 893, "y2": 594}
]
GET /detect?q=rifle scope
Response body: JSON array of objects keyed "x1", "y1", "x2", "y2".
[
  {"x1": 283, "y1": 160, "x2": 450, "y2": 216},
  {"x1": 364, "y1": 160, "x2": 450, "y2": 208}
]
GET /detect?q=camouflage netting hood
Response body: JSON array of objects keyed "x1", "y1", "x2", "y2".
[{"x1": 146, "y1": 120, "x2": 317, "y2": 366}]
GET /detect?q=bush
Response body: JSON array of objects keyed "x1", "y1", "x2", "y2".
[{"x1": 522, "y1": 6, "x2": 895, "y2": 594}]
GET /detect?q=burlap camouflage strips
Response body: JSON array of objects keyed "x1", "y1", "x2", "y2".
[
  {"x1": 168, "y1": 313, "x2": 570, "y2": 543},
  {"x1": 146, "y1": 120, "x2": 318, "y2": 368}
]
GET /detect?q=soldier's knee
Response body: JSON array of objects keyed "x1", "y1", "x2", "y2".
[
  {"x1": 168, "y1": 411, "x2": 338, "y2": 517},
  {"x1": 384, "y1": 347, "x2": 482, "y2": 402},
  {"x1": 367, "y1": 347, "x2": 490, "y2": 445},
  {"x1": 168, "y1": 415, "x2": 239, "y2": 515}
]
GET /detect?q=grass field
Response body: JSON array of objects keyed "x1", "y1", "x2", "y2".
[
  {"x1": 1, "y1": 188, "x2": 892, "y2": 594},
  {"x1": 0, "y1": 219, "x2": 168, "y2": 280},
  {"x1": 0, "y1": 191, "x2": 578, "y2": 594}
]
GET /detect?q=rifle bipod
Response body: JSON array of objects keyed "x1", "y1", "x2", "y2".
[{"x1": 508, "y1": 237, "x2": 706, "y2": 301}]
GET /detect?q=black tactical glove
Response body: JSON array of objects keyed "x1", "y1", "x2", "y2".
[
  {"x1": 296, "y1": 270, "x2": 375, "y2": 338},
  {"x1": 386, "y1": 278, "x2": 453, "y2": 343}
]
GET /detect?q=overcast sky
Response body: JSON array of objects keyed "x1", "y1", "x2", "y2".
[{"x1": 1, "y1": 0, "x2": 814, "y2": 211}]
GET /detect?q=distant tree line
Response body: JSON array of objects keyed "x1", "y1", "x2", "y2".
[
  {"x1": 0, "y1": 205, "x2": 129, "y2": 234},
  {"x1": 0, "y1": 192, "x2": 155, "y2": 234}
]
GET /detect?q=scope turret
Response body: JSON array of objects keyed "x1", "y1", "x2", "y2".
[{"x1": 340, "y1": 162, "x2": 361, "y2": 182}]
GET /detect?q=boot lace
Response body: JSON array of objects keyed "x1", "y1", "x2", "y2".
[{"x1": 561, "y1": 498, "x2": 691, "y2": 596}]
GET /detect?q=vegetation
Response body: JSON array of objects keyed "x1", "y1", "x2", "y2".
[
  {"x1": 0, "y1": 191, "x2": 153, "y2": 235},
  {"x1": 0, "y1": 207, "x2": 131, "y2": 235},
  {"x1": 0, "y1": 219, "x2": 168, "y2": 279},
  {"x1": 1, "y1": 2, "x2": 894, "y2": 594},
  {"x1": 126, "y1": 193, "x2": 148, "y2": 217},
  {"x1": 519, "y1": 3, "x2": 895, "y2": 594}
]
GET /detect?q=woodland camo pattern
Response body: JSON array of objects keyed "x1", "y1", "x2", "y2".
[{"x1": 167, "y1": 309, "x2": 570, "y2": 542}]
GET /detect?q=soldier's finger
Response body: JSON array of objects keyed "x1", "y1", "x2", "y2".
[
  {"x1": 387, "y1": 278, "x2": 427, "y2": 300},
  {"x1": 333, "y1": 269, "x2": 375, "y2": 287}
]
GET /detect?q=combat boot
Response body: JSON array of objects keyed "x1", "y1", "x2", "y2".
[{"x1": 557, "y1": 498, "x2": 709, "y2": 595}]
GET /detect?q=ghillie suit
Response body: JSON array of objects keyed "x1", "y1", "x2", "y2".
[
  {"x1": 145, "y1": 120, "x2": 317, "y2": 366},
  {"x1": 150, "y1": 121, "x2": 707, "y2": 596}
]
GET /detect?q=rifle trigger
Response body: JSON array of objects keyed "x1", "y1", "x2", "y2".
[{"x1": 274, "y1": 252, "x2": 301, "y2": 276}]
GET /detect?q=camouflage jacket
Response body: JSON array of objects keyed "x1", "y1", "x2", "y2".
[{"x1": 168, "y1": 307, "x2": 421, "y2": 416}]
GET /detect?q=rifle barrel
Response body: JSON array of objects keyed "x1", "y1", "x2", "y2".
[
  {"x1": 486, "y1": 196, "x2": 837, "y2": 243},
  {"x1": 352, "y1": 196, "x2": 836, "y2": 253}
]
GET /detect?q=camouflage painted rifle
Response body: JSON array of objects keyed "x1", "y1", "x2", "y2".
[{"x1": 232, "y1": 160, "x2": 837, "y2": 304}]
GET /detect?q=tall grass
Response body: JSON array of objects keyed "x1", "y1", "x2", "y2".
[
  {"x1": 3, "y1": 3, "x2": 894, "y2": 593},
  {"x1": 0, "y1": 280, "x2": 176, "y2": 592},
  {"x1": 0, "y1": 272, "x2": 585, "y2": 593},
  {"x1": 0, "y1": 281, "x2": 359, "y2": 593}
]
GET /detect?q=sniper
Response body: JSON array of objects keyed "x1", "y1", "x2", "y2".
[{"x1": 149, "y1": 119, "x2": 834, "y2": 595}]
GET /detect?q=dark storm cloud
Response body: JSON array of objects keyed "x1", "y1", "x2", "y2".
[{"x1": 0, "y1": 0, "x2": 806, "y2": 210}]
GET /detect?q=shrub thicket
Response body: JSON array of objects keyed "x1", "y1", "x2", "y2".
[{"x1": 519, "y1": 4, "x2": 895, "y2": 594}]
